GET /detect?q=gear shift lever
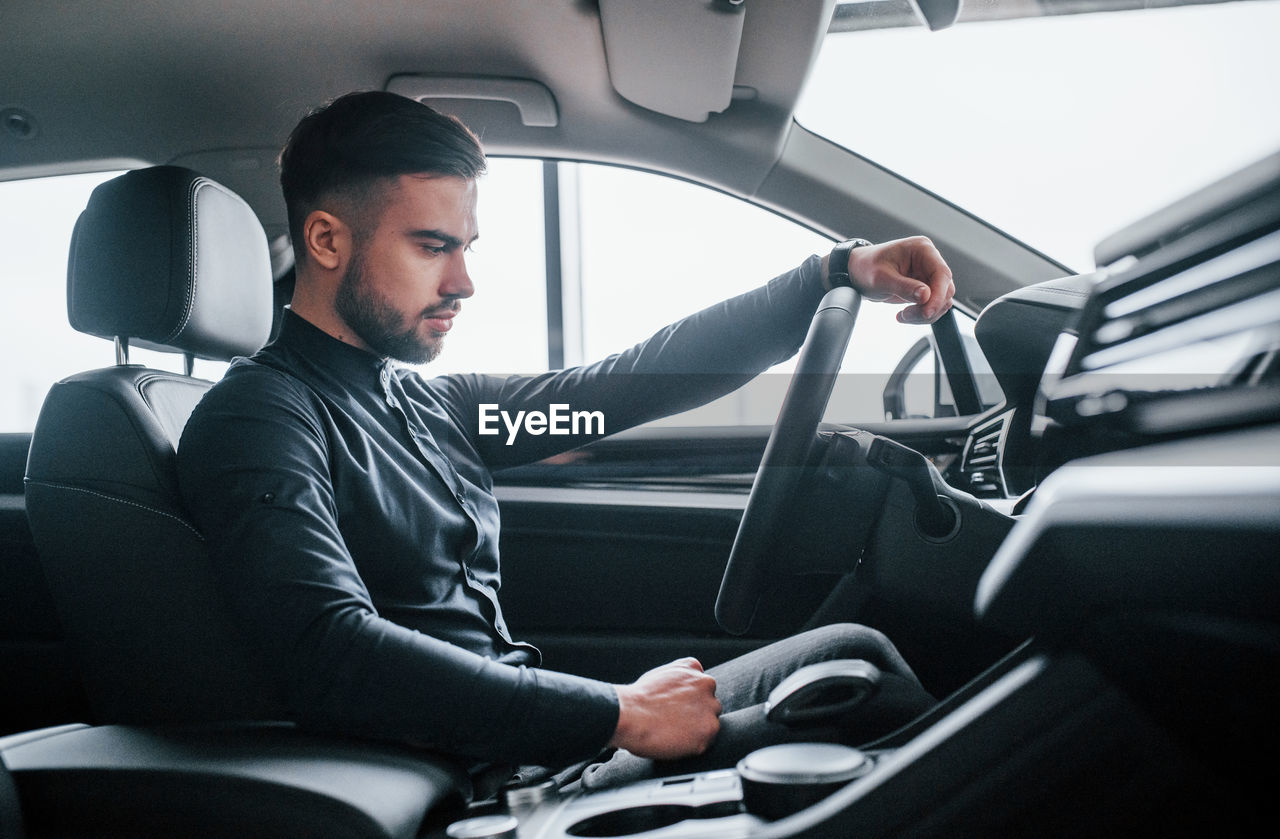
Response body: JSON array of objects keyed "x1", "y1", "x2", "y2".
[{"x1": 765, "y1": 660, "x2": 883, "y2": 726}]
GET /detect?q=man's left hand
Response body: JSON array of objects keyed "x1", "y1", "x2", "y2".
[{"x1": 824, "y1": 236, "x2": 955, "y2": 325}]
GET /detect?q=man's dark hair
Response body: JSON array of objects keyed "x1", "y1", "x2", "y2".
[{"x1": 280, "y1": 90, "x2": 487, "y2": 262}]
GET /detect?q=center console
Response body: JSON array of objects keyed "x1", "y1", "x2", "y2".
[
  {"x1": 437, "y1": 743, "x2": 884, "y2": 839},
  {"x1": 495, "y1": 769, "x2": 754, "y2": 839}
]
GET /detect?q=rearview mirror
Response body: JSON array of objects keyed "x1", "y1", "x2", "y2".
[{"x1": 908, "y1": 0, "x2": 962, "y2": 31}]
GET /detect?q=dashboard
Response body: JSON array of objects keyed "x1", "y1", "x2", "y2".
[{"x1": 963, "y1": 150, "x2": 1280, "y2": 509}]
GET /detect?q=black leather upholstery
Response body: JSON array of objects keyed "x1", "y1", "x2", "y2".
[
  {"x1": 67, "y1": 166, "x2": 272, "y2": 360},
  {"x1": 0, "y1": 723, "x2": 465, "y2": 839},
  {"x1": 25, "y1": 166, "x2": 281, "y2": 724},
  {"x1": 19, "y1": 165, "x2": 468, "y2": 839}
]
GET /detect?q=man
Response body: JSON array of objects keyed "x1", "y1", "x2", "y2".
[{"x1": 178, "y1": 91, "x2": 955, "y2": 786}]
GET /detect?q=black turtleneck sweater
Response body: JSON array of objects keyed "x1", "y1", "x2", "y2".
[{"x1": 177, "y1": 256, "x2": 827, "y2": 766}]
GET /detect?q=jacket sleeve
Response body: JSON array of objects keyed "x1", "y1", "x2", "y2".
[
  {"x1": 442, "y1": 256, "x2": 829, "y2": 469},
  {"x1": 177, "y1": 362, "x2": 619, "y2": 766}
]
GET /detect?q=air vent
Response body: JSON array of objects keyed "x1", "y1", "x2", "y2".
[
  {"x1": 959, "y1": 412, "x2": 1009, "y2": 498},
  {"x1": 1042, "y1": 152, "x2": 1280, "y2": 437},
  {"x1": 1081, "y1": 228, "x2": 1280, "y2": 373}
]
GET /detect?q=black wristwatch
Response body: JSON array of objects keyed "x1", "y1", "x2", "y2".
[{"x1": 827, "y1": 238, "x2": 874, "y2": 289}]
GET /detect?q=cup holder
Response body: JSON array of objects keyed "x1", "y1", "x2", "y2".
[
  {"x1": 567, "y1": 802, "x2": 743, "y2": 837},
  {"x1": 737, "y1": 743, "x2": 872, "y2": 821}
]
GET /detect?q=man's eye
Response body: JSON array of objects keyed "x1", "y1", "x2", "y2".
[{"x1": 422, "y1": 244, "x2": 446, "y2": 255}]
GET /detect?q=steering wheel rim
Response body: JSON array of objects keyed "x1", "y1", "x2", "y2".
[{"x1": 715, "y1": 286, "x2": 861, "y2": 635}]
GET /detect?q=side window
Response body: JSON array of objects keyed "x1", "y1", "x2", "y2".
[
  {"x1": 0, "y1": 163, "x2": 986, "y2": 433},
  {"x1": 566, "y1": 162, "x2": 937, "y2": 426},
  {"x1": 902, "y1": 349, "x2": 944, "y2": 420},
  {"x1": 887, "y1": 311, "x2": 1004, "y2": 420},
  {"x1": 827, "y1": 303, "x2": 933, "y2": 425},
  {"x1": 419, "y1": 157, "x2": 549, "y2": 376},
  {"x1": 0, "y1": 161, "x2": 546, "y2": 433},
  {"x1": 572, "y1": 164, "x2": 829, "y2": 359}
]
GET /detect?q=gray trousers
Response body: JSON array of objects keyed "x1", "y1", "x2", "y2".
[{"x1": 578, "y1": 623, "x2": 935, "y2": 789}]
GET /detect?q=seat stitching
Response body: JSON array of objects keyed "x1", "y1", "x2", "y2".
[
  {"x1": 161, "y1": 177, "x2": 205, "y2": 347},
  {"x1": 25, "y1": 479, "x2": 205, "y2": 540}
]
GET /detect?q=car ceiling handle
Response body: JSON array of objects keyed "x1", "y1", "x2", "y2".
[{"x1": 385, "y1": 74, "x2": 559, "y2": 128}]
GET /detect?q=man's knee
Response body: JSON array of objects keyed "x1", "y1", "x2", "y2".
[
  {"x1": 807, "y1": 623, "x2": 909, "y2": 677},
  {"x1": 807, "y1": 622, "x2": 890, "y2": 654}
]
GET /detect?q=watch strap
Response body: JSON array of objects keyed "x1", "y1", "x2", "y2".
[{"x1": 827, "y1": 238, "x2": 874, "y2": 288}]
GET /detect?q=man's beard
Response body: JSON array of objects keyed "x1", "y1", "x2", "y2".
[{"x1": 334, "y1": 250, "x2": 448, "y2": 365}]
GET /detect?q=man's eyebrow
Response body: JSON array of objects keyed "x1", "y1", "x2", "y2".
[{"x1": 408, "y1": 229, "x2": 477, "y2": 248}]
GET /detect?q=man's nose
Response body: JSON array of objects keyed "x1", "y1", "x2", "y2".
[{"x1": 442, "y1": 252, "x2": 475, "y2": 300}]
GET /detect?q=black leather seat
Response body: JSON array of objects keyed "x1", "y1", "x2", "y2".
[
  {"x1": 15, "y1": 167, "x2": 466, "y2": 838},
  {"x1": 25, "y1": 165, "x2": 281, "y2": 724}
]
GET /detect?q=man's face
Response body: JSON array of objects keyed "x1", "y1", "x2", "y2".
[{"x1": 334, "y1": 174, "x2": 478, "y2": 364}]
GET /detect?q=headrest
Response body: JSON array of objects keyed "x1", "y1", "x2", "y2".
[{"x1": 67, "y1": 166, "x2": 273, "y2": 361}]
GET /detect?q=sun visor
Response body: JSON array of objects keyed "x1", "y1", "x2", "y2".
[{"x1": 599, "y1": 0, "x2": 747, "y2": 123}]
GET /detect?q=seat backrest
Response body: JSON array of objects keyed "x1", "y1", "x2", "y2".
[{"x1": 24, "y1": 166, "x2": 282, "y2": 724}]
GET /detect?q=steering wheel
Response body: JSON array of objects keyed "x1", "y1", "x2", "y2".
[{"x1": 715, "y1": 286, "x2": 861, "y2": 635}]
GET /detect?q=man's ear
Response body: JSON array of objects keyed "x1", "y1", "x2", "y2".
[{"x1": 301, "y1": 210, "x2": 348, "y2": 271}]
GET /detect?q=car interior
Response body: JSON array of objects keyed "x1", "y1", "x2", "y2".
[{"x1": 1, "y1": 1, "x2": 1277, "y2": 837}]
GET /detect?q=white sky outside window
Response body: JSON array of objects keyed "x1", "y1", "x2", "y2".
[
  {"x1": 798, "y1": 1, "x2": 1280, "y2": 272},
  {"x1": 2, "y1": 170, "x2": 127, "y2": 431},
  {"x1": 0, "y1": 159, "x2": 945, "y2": 432},
  {"x1": 573, "y1": 163, "x2": 934, "y2": 427},
  {"x1": 576, "y1": 165, "x2": 830, "y2": 359}
]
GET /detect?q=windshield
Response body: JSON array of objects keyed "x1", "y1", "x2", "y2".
[{"x1": 797, "y1": 0, "x2": 1280, "y2": 271}]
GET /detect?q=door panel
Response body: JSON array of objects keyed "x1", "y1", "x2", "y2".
[{"x1": 496, "y1": 487, "x2": 764, "y2": 683}]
